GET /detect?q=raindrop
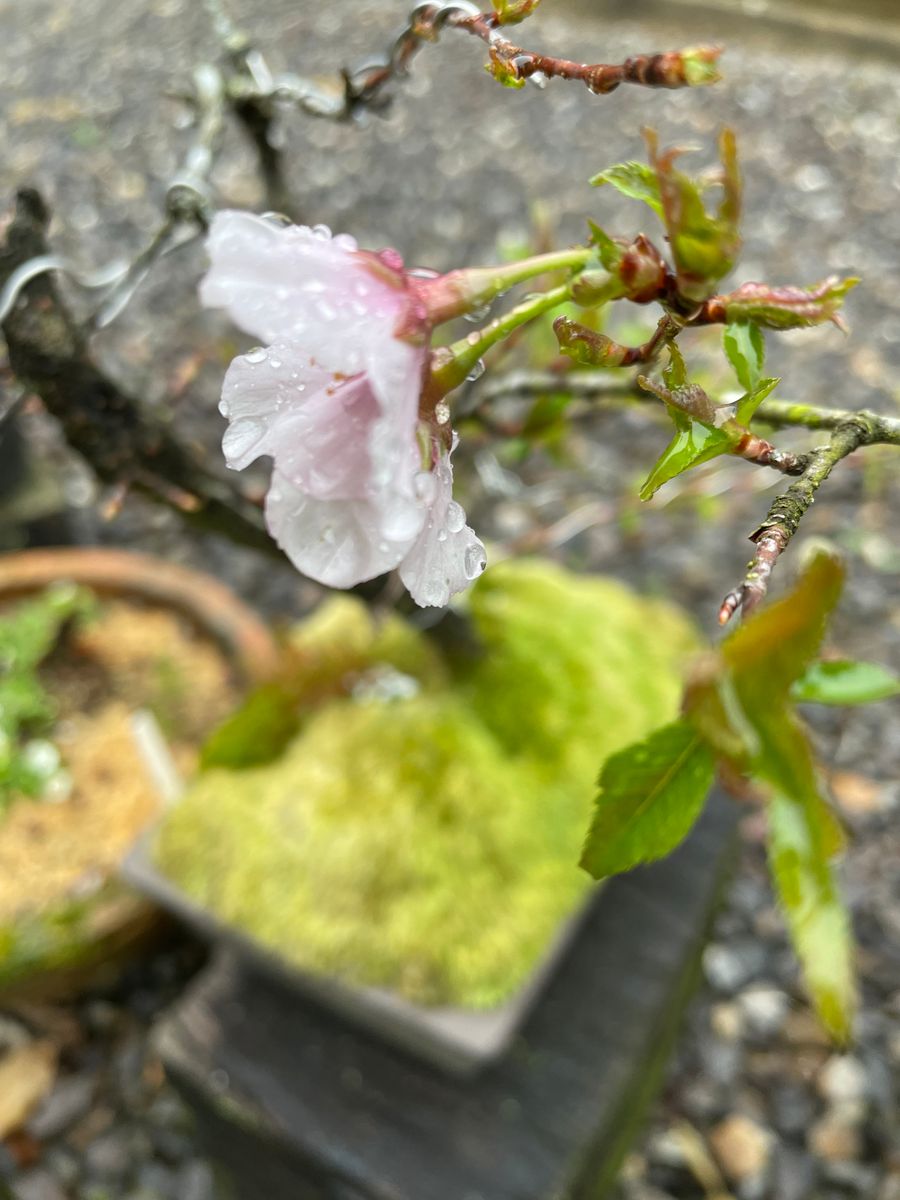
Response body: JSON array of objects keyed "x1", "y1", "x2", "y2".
[
  {"x1": 464, "y1": 543, "x2": 487, "y2": 580},
  {"x1": 528, "y1": 70, "x2": 549, "y2": 90},
  {"x1": 244, "y1": 346, "x2": 268, "y2": 364},
  {"x1": 269, "y1": 356, "x2": 283, "y2": 369},
  {"x1": 466, "y1": 359, "x2": 485, "y2": 382},
  {"x1": 261, "y1": 211, "x2": 292, "y2": 226},
  {"x1": 311, "y1": 224, "x2": 332, "y2": 240},
  {"x1": 437, "y1": 529, "x2": 448, "y2": 543},
  {"x1": 464, "y1": 302, "x2": 492, "y2": 323},
  {"x1": 446, "y1": 500, "x2": 466, "y2": 533}
]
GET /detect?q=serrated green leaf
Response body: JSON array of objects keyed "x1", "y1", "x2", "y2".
[
  {"x1": 663, "y1": 341, "x2": 687, "y2": 389},
  {"x1": 581, "y1": 719, "x2": 714, "y2": 879},
  {"x1": 590, "y1": 162, "x2": 663, "y2": 217},
  {"x1": 735, "y1": 376, "x2": 780, "y2": 425},
  {"x1": 684, "y1": 552, "x2": 855, "y2": 1040},
  {"x1": 768, "y1": 786, "x2": 856, "y2": 1042},
  {"x1": 639, "y1": 420, "x2": 733, "y2": 500},
  {"x1": 723, "y1": 321, "x2": 765, "y2": 391},
  {"x1": 792, "y1": 659, "x2": 900, "y2": 706},
  {"x1": 587, "y1": 221, "x2": 622, "y2": 271}
]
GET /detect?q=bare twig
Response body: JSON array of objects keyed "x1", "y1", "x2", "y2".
[
  {"x1": 447, "y1": 9, "x2": 720, "y2": 94},
  {"x1": 718, "y1": 420, "x2": 872, "y2": 624}
]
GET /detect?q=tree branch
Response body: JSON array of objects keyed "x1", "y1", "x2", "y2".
[
  {"x1": 718, "y1": 420, "x2": 871, "y2": 624},
  {"x1": 0, "y1": 189, "x2": 280, "y2": 558}
]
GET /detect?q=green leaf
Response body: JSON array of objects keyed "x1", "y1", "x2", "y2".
[
  {"x1": 735, "y1": 376, "x2": 780, "y2": 425},
  {"x1": 662, "y1": 341, "x2": 687, "y2": 389},
  {"x1": 768, "y1": 786, "x2": 856, "y2": 1042},
  {"x1": 684, "y1": 552, "x2": 855, "y2": 1041},
  {"x1": 639, "y1": 420, "x2": 734, "y2": 500},
  {"x1": 720, "y1": 276, "x2": 859, "y2": 329},
  {"x1": 650, "y1": 127, "x2": 742, "y2": 303},
  {"x1": 485, "y1": 56, "x2": 526, "y2": 88},
  {"x1": 723, "y1": 321, "x2": 765, "y2": 391},
  {"x1": 589, "y1": 162, "x2": 663, "y2": 217},
  {"x1": 792, "y1": 659, "x2": 900, "y2": 706},
  {"x1": 200, "y1": 681, "x2": 301, "y2": 770},
  {"x1": 581, "y1": 720, "x2": 714, "y2": 879},
  {"x1": 587, "y1": 221, "x2": 623, "y2": 272},
  {"x1": 491, "y1": 0, "x2": 542, "y2": 23}
]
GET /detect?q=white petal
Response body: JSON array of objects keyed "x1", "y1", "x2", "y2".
[
  {"x1": 265, "y1": 470, "x2": 419, "y2": 589},
  {"x1": 220, "y1": 342, "x2": 377, "y2": 500},
  {"x1": 398, "y1": 447, "x2": 486, "y2": 608},
  {"x1": 200, "y1": 211, "x2": 413, "y2": 381}
]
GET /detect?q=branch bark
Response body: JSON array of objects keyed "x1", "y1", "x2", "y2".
[
  {"x1": 718, "y1": 420, "x2": 871, "y2": 624},
  {"x1": 0, "y1": 189, "x2": 280, "y2": 558}
]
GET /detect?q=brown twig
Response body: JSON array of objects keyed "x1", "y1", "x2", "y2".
[
  {"x1": 718, "y1": 420, "x2": 872, "y2": 624},
  {"x1": 447, "y1": 10, "x2": 721, "y2": 93}
]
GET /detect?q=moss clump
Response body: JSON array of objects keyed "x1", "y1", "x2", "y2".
[{"x1": 154, "y1": 559, "x2": 700, "y2": 1009}]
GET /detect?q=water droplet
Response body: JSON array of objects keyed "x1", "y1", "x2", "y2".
[
  {"x1": 528, "y1": 70, "x2": 549, "y2": 89},
  {"x1": 437, "y1": 529, "x2": 448, "y2": 543},
  {"x1": 244, "y1": 346, "x2": 267, "y2": 364},
  {"x1": 268, "y1": 356, "x2": 282, "y2": 369},
  {"x1": 435, "y1": 402, "x2": 451, "y2": 426},
  {"x1": 466, "y1": 359, "x2": 485, "y2": 382},
  {"x1": 311, "y1": 223, "x2": 332, "y2": 240},
  {"x1": 464, "y1": 543, "x2": 487, "y2": 580},
  {"x1": 464, "y1": 302, "x2": 492, "y2": 323},
  {"x1": 261, "y1": 211, "x2": 292, "y2": 226},
  {"x1": 446, "y1": 500, "x2": 466, "y2": 533}
]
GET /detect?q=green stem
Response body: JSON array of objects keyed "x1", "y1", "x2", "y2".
[
  {"x1": 755, "y1": 399, "x2": 900, "y2": 445},
  {"x1": 422, "y1": 248, "x2": 592, "y2": 325},
  {"x1": 431, "y1": 283, "x2": 572, "y2": 395}
]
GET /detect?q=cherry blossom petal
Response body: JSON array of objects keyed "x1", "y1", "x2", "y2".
[
  {"x1": 200, "y1": 211, "x2": 414, "y2": 380},
  {"x1": 219, "y1": 343, "x2": 376, "y2": 497},
  {"x1": 265, "y1": 470, "x2": 417, "y2": 588},
  {"x1": 399, "y1": 448, "x2": 487, "y2": 607}
]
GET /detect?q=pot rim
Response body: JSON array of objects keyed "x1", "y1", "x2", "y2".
[{"x1": 0, "y1": 546, "x2": 279, "y2": 683}]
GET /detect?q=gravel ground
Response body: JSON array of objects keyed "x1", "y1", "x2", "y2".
[{"x1": 1, "y1": 0, "x2": 899, "y2": 1197}]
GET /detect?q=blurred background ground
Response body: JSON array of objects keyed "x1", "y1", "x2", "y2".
[{"x1": 0, "y1": 0, "x2": 899, "y2": 1197}]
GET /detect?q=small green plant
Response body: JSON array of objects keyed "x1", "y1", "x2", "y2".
[{"x1": 0, "y1": 584, "x2": 94, "y2": 810}]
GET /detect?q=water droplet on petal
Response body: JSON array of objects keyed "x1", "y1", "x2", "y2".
[
  {"x1": 244, "y1": 346, "x2": 268, "y2": 364},
  {"x1": 269, "y1": 356, "x2": 283, "y2": 369},
  {"x1": 466, "y1": 359, "x2": 485, "y2": 382},
  {"x1": 312, "y1": 223, "x2": 332, "y2": 240},
  {"x1": 464, "y1": 543, "x2": 487, "y2": 580},
  {"x1": 437, "y1": 529, "x2": 448, "y2": 543},
  {"x1": 261, "y1": 211, "x2": 292, "y2": 227},
  {"x1": 446, "y1": 500, "x2": 465, "y2": 534}
]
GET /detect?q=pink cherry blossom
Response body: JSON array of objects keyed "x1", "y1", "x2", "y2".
[{"x1": 200, "y1": 210, "x2": 485, "y2": 605}]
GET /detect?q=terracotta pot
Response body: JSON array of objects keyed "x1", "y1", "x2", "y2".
[
  {"x1": 0, "y1": 546, "x2": 279, "y2": 1001},
  {"x1": 0, "y1": 546, "x2": 279, "y2": 683}
]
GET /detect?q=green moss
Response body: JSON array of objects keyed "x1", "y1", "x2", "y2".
[{"x1": 154, "y1": 560, "x2": 701, "y2": 1010}]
